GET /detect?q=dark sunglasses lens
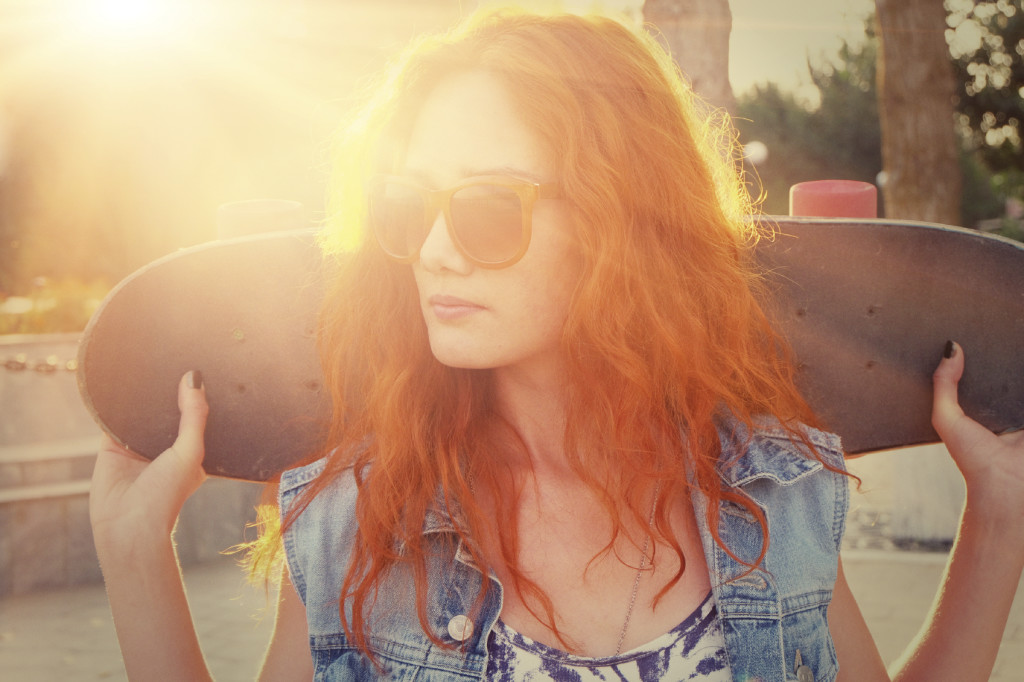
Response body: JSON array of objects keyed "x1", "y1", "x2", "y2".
[
  {"x1": 450, "y1": 184, "x2": 524, "y2": 264},
  {"x1": 370, "y1": 182, "x2": 427, "y2": 258}
]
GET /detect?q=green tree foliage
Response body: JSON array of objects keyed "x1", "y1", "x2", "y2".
[
  {"x1": 947, "y1": 0, "x2": 1024, "y2": 236},
  {"x1": 737, "y1": 8, "x2": 1019, "y2": 234},
  {"x1": 948, "y1": 0, "x2": 1024, "y2": 175},
  {"x1": 735, "y1": 30, "x2": 882, "y2": 216}
]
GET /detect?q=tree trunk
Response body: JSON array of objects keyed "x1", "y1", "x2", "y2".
[
  {"x1": 874, "y1": 0, "x2": 962, "y2": 224},
  {"x1": 642, "y1": 0, "x2": 735, "y2": 113}
]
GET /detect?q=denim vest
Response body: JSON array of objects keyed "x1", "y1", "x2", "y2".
[{"x1": 279, "y1": 419, "x2": 848, "y2": 681}]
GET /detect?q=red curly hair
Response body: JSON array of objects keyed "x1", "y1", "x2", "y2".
[{"x1": 265, "y1": 8, "x2": 826, "y2": 656}]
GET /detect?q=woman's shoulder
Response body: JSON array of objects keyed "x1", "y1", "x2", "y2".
[
  {"x1": 714, "y1": 414, "x2": 845, "y2": 487},
  {"x1": 279, "y1": 437, "x2": 373, "y2": 493},
  {"x1": 279, "y1": 457, "x2": 330, "y2": 491},
  {"x1": 278, "y1": 451, "x2": 360, "y2": 515},
  {"x1": 276, "y1": 453, "x2": 363, "y2": 608}
]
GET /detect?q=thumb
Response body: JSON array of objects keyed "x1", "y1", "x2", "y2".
[
  {"x1": 932, "y1": 340, "x2": 966, "y2": 439},
  {"x1": 931, "y1": 340, "x2": 995, "y2": 466},
  {"x1": 170, "y1": 370, "x2": 209, "y2": 467}
]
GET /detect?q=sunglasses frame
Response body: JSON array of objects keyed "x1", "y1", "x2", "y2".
[{"x1": 368, "y1": 174, "x2": 561, "y2": 269}]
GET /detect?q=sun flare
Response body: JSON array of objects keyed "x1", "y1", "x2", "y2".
[{"x1": 76, "y1": 0, "x2": 177, "y2": 38}]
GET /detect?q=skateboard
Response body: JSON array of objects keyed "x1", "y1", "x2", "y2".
[
  {"x1": 77, "y1": 219, "x2": 1024, "y2": 480},
  {"x1": 77, "y1": 230, "x2": 327, "y2": 481},
  {"x1": 760, "y1": 217, "x2": 1023, "y2": 455}
]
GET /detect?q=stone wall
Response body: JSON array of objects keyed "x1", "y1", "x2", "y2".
[{"x1": 0, "y1": 334, "x2": 262, "y2": 597}]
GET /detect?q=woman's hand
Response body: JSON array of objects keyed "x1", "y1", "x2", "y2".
[
  {"x1": 856, "y1": 343, "x2": 1024, "y2": 682},
  {"x1": 932, "y1": 341, "x2": 1024, "y2": 521},
  {"x1": 88, "y1": 370, "x2": 217, "y2": 681},
  {"x1": 90, "y1": 370, "x2": 210, "y2": 550}
]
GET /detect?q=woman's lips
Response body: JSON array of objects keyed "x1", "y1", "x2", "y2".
[{"x1": 428, "y1": 295, "x2": 485, "y2": 321}]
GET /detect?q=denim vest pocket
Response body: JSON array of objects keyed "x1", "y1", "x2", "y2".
[
  {"x1": 304, "y1": 551, "x2": 499, "y2": 681},
  {"x1": 281, "y1": 461, "x2": 501, "y2": 681},
  {"x1": 309, "y1": 634, "x2": 486, "y2": 681}
]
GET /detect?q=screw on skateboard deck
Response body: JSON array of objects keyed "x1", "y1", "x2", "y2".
[{"x1": 77, "y1": 219, "x2": 1024, "y2": 480}]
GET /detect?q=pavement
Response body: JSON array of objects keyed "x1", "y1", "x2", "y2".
[{"x1": 2, "y1": 455, "x2": 1023, "y2": 681}]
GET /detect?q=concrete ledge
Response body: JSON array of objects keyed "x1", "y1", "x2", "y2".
[
  {"x1": 0, "y1": 435, "x2": 101, "y2": 463},
  {"x1": 0, "y1": 439, "x2": 98, "y2": 493},
  {"x1": 0, "y1": 480, "x2": 92, "y2": 504},
  {"x1": 0, "y1": 476, "x2": 263, "y2": 597},
  {"x1": 841, "y1": 547, "x2": 949, "y2": 565},
  {"x1": 0, "y1": 334, "x2": 99, "y2": 447},
  {"x1": 0, "y1": 332, "x2": 83, "y2": 346}
]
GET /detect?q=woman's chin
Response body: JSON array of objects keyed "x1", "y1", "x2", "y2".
[{"x1": 428, "y1": 343, "x2": 496, "y2": 370}]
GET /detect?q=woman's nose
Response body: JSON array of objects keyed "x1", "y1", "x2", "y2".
[{"x1": 417, "y1": 209, "x2": 473, "y2": 275}]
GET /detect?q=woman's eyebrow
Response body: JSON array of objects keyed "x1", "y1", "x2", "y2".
[
  {"x1": 464, "y1": 165, "x2": 546, "y2": 183},
  {"x1": 398, "y1": 165, "x2": 548, "y2": 186}
]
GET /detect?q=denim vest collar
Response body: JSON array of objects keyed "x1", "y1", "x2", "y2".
[{"x1": 714, "y1": 417, "x2": 833, "y2": 485}]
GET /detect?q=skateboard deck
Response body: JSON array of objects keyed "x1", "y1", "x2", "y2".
[
  {"x1": 77, "y1": 230, "x2": 327, "y2": 481},
  {"x1": 760, "y1": 218, "x2": 1023, "y2": 454},
  {"x1": 77, "y1": 218, "x2": 1024, "y2": 480}
]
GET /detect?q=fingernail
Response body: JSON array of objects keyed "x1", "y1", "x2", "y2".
[
  {"x1": 188, "y1": 370, "x2": 204, "y2": 389},
  {"x1": 943, "y1": 340, "x2": 956, "y2": 359}
]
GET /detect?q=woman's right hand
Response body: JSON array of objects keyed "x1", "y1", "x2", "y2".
[
  {"x1": 88, "y1": 371, "x2": 218, "y2": 681},
  {"x1": 90, "y1": 370, "x2": 210, "y2": 552}
]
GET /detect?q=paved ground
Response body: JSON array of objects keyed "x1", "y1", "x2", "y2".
[
  {"x1": 2, "y1": 454, "x2": 1023, "y2": 681},
  {"x1": 0, "y1": 556, "x2": 276, "y2": 682}
]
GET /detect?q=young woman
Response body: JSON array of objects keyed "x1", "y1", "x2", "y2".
[{"x1": 89, "y1": 10, "x2": 1024, "y2": 681}]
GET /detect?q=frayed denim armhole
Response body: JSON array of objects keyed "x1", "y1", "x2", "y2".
[
  {"x1": 821, "y1": 438, "x2": 850, "y2": 555},
  {"x1": 277, "y1": 458, "x2": 329, "y2": 606}
]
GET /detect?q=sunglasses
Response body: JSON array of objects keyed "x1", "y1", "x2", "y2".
[{"x1": 368, "y1": 175, "x2": 562, "y2": 269}]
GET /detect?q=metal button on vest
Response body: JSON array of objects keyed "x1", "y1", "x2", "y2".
[
  {"x1": 447, "y1": 614, "x2": 474, "y2": 642},
  {"x1": 795, "y1": 649, "x2": 814, "y2": 681}
]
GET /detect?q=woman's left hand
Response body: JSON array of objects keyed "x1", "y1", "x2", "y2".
[
  {"x1": 932, "y1": 341, "x2": 1024, "y2": 519},
  {"x1": 874, "y1": 342, "x2": 1024, "y2": 681},
  {"x1": 90, "y1": 371, "x2": 209, "y2": 551}
]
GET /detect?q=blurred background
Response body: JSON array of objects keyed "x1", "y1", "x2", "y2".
[
  {"x1": 2, "y1": 2, "x2": 1023, "y2": 679},
  {"x1": 0, "y1": 0, "x2": 1020, "y2": 333},
  {"x1": 0, "y1": 0, "x2": 468, "y2": 331}
]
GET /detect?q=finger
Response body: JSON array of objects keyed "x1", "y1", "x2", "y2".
[
  {"x1": 999, "y1": 428, "x2": 1024, "y2": 448},
  {"x1": 171, "y1": 370, "x2": 209, "y2": 465},
  {"x1": 931, "y1": 342, "x2": 996, "y2": 468},
  {"x1": 98, "y1": 433, "x2": 150, "y2": 463},
  {"x1": 90, "y1": 434, "x2": 152, "y2": 525},
  {"x1": 932, "y1": 340, "x2": 966, "y2": 438},
  {"x1": 92, "y1": 434, "x2": 148, "y2": 493},
  {"x1": 91, "y1": 434, "x2": 146, "y2": 499}
]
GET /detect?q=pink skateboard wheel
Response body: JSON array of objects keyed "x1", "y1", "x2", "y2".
[{"x1": 790, "y1": 180, "x2": 877, "y2": 218}]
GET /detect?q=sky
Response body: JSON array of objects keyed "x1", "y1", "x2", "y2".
[
  {"x1": 508, "y1": 0, "x2": 878, "y2": 97},
  {"x1": 728, "y1": 0, "x2": 875, "y2": 96}
]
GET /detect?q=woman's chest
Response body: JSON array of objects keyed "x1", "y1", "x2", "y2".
[{"x1": 486, "y1": 488, "x2": 713, "y2": 657}]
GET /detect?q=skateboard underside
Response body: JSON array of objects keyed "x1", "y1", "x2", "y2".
[{"x1": 77, "y1": 219, "x2": 1024, "y2": 480}]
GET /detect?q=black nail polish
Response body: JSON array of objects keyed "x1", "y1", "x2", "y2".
[
  {"x1": 943, "y1": 340, "x2": 956, "y2": 359},
  {"x1": 189, "y1": 370, "x2": 204, "y2": 389}
]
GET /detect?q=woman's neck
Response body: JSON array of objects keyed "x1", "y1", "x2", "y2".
[{"x1": 491, "y1": 360, "x2": 572, "y2": 476}]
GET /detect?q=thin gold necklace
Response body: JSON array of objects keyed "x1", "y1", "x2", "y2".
[{"x1": 614, "y1": 482, "x2": 661, "y2": 656}]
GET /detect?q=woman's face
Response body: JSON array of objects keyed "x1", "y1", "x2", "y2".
[{"x1": 402, "y1": 70, "x2": 579, "y2": 378}]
